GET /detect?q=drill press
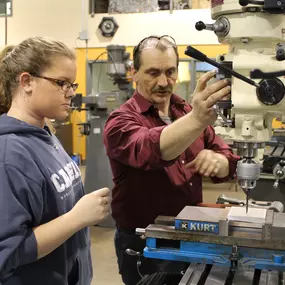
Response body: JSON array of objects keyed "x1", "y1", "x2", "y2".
[{"x1": 185, "y1": 0, "x2": 285, "y2": 213}]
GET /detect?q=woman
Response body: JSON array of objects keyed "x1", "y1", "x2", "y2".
[{"x1": 0, "y1": 37, "x2": 111, "y2": 285}]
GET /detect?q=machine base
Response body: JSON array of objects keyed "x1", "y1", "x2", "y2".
[{"x1": 137, "y1": 263, "x2": 284, "y2": 285}]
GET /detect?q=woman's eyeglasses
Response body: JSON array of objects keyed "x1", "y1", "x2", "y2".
[{"x1": 31, "y1": 74, "x2": 79, "y2": 92}]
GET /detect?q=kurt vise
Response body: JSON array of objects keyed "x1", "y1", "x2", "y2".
[{"x1": 136, "y1": 206, "x2": 285, "y2": 284}]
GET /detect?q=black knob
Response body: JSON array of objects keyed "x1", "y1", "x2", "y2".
[
  {"x1": 256, "y1": 78, "x2": 285, "y2": 105},
  {"x1": 276, "y1": 49, "x2": 285, "y2": 61},
  {"x1": 239, "y1": 0, "x2": 249, "y2": 6},
  {"x1": 279, "y1": 160, "x2": 285, "y2": 167},
  {"x1": 195, "y1": 21, "x2": 206, "y2": 31}
]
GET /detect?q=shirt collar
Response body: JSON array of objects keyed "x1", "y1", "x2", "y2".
[{"x1": 132, "y1": 90, "x2": 186, "y2": 114}]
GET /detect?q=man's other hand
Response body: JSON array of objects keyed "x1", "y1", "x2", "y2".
[{"x1": 185, "y1": 149, "x2": 229, "y2": 178}]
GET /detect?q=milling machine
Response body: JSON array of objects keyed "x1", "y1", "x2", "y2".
[
  {"x1": 130, "y1": 1, "x2": 285, "y2": 284},
  {"x1": 185, "y1": 0, "x2": 285, "y2": 212},
  {"x1": 71, "y1": 45, "x2": 133, "y2": 227}
]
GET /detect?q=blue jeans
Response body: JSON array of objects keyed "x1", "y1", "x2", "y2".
[{"x1": 114, "y1": 229, "x2": 188, "y2": 285}]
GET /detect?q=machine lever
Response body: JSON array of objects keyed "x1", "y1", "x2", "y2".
[
  {"x1": 250, "y1": 69, "x2": 285, "y2": 79},
  {"x1": 195, "y1": 21, "x2": 212, "y2": 31},
  {"x1": 239, "y1": 0, "x2": 265, "y2": 6},
  {"x1": 184, "y1": 46, "x2": 260, "y2": 88}
]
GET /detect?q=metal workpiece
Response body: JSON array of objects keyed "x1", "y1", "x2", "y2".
[
  {"x1": 217, "y1": 195, "x2": 284, "y2": 213},
  {"x1": 176, "y1": 206, "x2": 227, "y2": 223}
]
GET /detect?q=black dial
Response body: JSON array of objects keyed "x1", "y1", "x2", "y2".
[{"x1": 257, "y1": 78, "x2": 285, "y2": 105}]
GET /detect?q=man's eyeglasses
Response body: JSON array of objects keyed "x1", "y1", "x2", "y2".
[
  {"x1": 133, "y1": 35, "x2": 177, "y2": 57},
  {"x1": 31, "y1": 74, "x2": 79, "y2": 92}
]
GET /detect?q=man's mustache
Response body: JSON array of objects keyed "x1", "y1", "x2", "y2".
[{"x1": 152, "y1": 86, "x2": 172, "y2": 93}]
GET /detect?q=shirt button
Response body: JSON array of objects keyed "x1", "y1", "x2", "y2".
[
  {"x1": 181, "y1": 160, "x2": 185, "y2": 164},
  {"x1": 189, "y1": 183, "x2": 193, "y2": 186}
]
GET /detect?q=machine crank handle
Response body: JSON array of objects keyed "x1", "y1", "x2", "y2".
[
  {"x1": 125, "y1": 248, "x2": 141, "y2": 256},
  {"x1": 125, "y1": 249, "x2": 144, "y2": 278},
  {"x1": 184, "y1": 46, "x2": 260, "y2": 88}
]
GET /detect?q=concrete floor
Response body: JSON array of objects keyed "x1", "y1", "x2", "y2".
[
  {"x1": 80, "y1": 166, "x2": 245, "y2": 284},
  {"x1": 90, "y1": 227, "x2": 122, "y2": 285}
]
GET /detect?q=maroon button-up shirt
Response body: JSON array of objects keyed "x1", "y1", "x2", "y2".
[{"x1": 103, "y1": 92, "x2": 240, "y2": 229}]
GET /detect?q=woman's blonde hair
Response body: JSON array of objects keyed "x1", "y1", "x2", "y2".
[{"x1": 0, "y1": 37, "x2": 76, "y2": 120}]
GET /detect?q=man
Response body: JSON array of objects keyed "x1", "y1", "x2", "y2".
[{"x1": 103, "y1": 35, "x2": 240, "y2": 285}]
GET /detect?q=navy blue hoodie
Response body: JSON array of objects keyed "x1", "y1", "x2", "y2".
[{"x1": 0, "y1": 114, "x2": 92, "y2": 285}]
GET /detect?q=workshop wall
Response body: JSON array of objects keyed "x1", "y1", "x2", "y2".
[{"x1": 0, "y1": 0, "x2": 221, "y2": 49}]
